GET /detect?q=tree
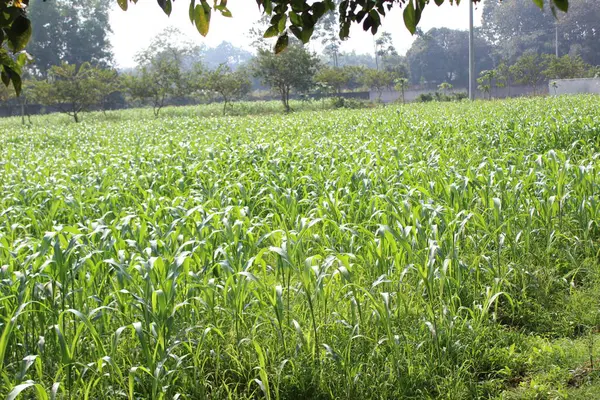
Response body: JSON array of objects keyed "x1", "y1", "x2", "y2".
[
  {"x1": 510, "y1": 52, "x2": 545, "y2": 95},
  {"x1": 481, "y1": 0, "x2": 556, "y2": 63},
  {"x1": 31, "y1": 62, "x2": 109, "y2": 122},
  {"x1": 94, "y1": 69, "x2": 123, "y2": 114},
  {"x1": 196, "y1": 42, "x2": 253, "y2": 70},
  {"x1": 0, "y1": 0, "x2": 575, "y2": 96},
  {"x1": 542, "y1": 54, "x2": 590, "y2": 79},
  {"x1": 0, "y1": 76, "x2": 34, "y2": 124},
  {"x1": 252, "y1": 44, "x2": 320, "y2": 112},
  {"x1": 135, "y1": 27, "x2": 198, "y2": 73},
  {"x1": 482, "y1": 0, "x2": 600, "y2": 66},
  {"x1": 556, "y1": 0, "x2": 600, "y2": 66},
  {"x1": 314, "y1": 4, "x2": 343, "y2": 67},
  {"x1": 438, "y1": 81, "x2": 453, "y2": 95},
  {"x1": 360, "y1": 68, "x2": 395, "y2": 101},
  {"x1": 394, "y1": 77, "x2": 409, "y2": 104},
  {"x1": 550, "y1": 80, "x2": 558, "y2": 95},
  {"x1": 27, "y1": 0, "x2": 113, "y2": 76},
  {"x1": 406, "y1": 27, "x2": 492, "y2": 87},
  {"x1": 125, "y1": 60, "x2": 181, "y2": 117},
  {"x1": 375, "y1": 31, "x2": 395, "y2": 70},
  {"x1": 494, "y1": 62, "x2": 512, "y2": 96},
  {"x1": 337, "y1": 52, "x2": 377, "y2": 69},
  {"x1": 204, "y1": 65, "x2": 252, "y2": 114},
  {"x1": 315, "y1": 67, "x2": 351, "y2": 94},
  {"x1": 477, "y1": 70, "x2": 496, "y2": 99},
  {"x1": 125, "y1": 28, "x2": 195, "y2": 116},
  {"x1": 344, "y1": 66, "x2": 369, "y2": 91},
  {"x1": 17, "y1": 80, "x2": 35, "y2": 125}
]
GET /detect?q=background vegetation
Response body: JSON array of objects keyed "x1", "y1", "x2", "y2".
[{"x1": 1, "y1": 0, "x2": 599, "y2": 123}]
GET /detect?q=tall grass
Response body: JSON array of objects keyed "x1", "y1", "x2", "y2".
[{"x1": 0, "y1": 96, "x2": 599, "y2": 398}]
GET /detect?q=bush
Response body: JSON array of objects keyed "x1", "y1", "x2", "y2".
[
  {"x1": 416, "y1": 93, "x2": 434, "y2": 102},
  {"x1": 417, "y1": 91, "x2": 468, "y2": 103},
  {"x1": 452, "y1": 91, "x2": 468, "y2": 101},
  {"x1": 329, "y1": 96, "x2": 370, "y2": 109}
]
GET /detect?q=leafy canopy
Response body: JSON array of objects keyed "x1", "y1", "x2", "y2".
[
  {"x1": 31, "y1": 62, "x2": 115, "y2": 122},
  {"x1": 252, "y1": 43, "x2": 320, "y2": 112},
  {"x1": 147, "y1": 0, "x2": 570, "y2": 52},
  {"x1": 27, "y1": 0, "x2": 113, "y2": 76}
]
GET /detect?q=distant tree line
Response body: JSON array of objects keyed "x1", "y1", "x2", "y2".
[
  {"x1": 404, "y1": 0, "x2": 600, "y2": 88},
  {"x1": 1, "y1": 0, "x2": 599, "y2": 122}
]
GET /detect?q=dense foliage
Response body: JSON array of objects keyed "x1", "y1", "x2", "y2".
[
  {"x1": 27, "y1": 0, "x2": 113, "y2": 75},
  {"x1": 252, "y1": 44, "x2": 320, "y2": 112},
  {"x1": 1, "y1": 96, "x2": 600, "y2": 398},
  {"x1": 31, "y1": 62, "x2": 119, "y2": 122}
]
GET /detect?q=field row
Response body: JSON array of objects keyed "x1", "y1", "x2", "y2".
[{"x1": 1, "y1": 97, "x2": 600, "y2": 398}]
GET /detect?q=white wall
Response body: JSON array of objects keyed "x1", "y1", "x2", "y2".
[
  {"x1": 370, "y1": 85, "x2": 543, "y2": 103},
  {"x1": 549, "y1": 78, "x2": 600, "y2": 96}
]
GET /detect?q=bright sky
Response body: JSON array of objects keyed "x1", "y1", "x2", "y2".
[{"x1": 109, "y1": 1, "x2": 485, "y2": 69}]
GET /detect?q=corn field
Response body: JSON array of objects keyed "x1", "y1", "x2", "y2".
[{"x1": 1, "y1": 96, "x2": 600, "y2": 399}]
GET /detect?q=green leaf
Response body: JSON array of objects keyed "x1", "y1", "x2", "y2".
[
  {"x1": 403, "y1": 0, "x2": 417, "y2": 35},
  {"x1": 532, "y1": 0, "x2": 544, "y2": 9},
  {"x1": 189, "y1": 0, "x2": 196, "y2": 23},
  {"x1": 0, "y1": 7, "x2": 22, "y2": 26},
  {"x1": 362, "y1": 15, "x2": 372, "y2": 32},
  {"x1": 289, "y1": 11, "x2": 302, "y2": 26},
  {"x1": 156, "y1": 0, "x2": 172, "y2": 15},
  {"x1": 312, "y1": 2, "x2": 326, "y2": 19},
  {"x1": 1, "y1": 69, "x2": 10, "y2": 87},
  {"x1": 7, "y1": 15, "x2": 31, "y2": 52},
  {"x1": 194, "y1": 4, "x2": 210, "y2": 36},
  {"x1": 277, "y1": 14, "x2": 287, "y2": 33},
  {"x1": 339, "y1": 21, "x2": 350, "y2": 39},
  {"x1": 264, "y1": 25, "x2": 279, "y2": 38},
  {"x1": 434, "y1": 0, "x2": 444, "y2": 5},
  {"x1": 8, "y1": 381, "x2": 48, "y2": 400},
  {"x1": 289, "y1": 25, "x2": 302, "y2": 41},
  {"x1": 300, "y1": 26, "x2": 314, "y2": 43},
  {"x1": 9, "y1": 67, "x2": 21, "y2": 95},
  {"x1": 274, "y1": 33, "x2": 289, "y2": 54},
  {"x1": 118, "y1": 0, "x2": 128, "y2": 11},
  {"x1": 552, "y1": 0, "x2": 568, "y2": 12},
  {"x1": 156, "y1": 0, "x2": 170, "y2": 14},
  {"x1": 16, "y1": 52, "x2": 30, "y2": 70}
]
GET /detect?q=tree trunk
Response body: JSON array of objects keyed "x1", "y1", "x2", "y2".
[
  {"x1": 74, "y1": 112, "x2": 79, "y2": 123},
  {"x1": 20, "y1": 100, "x2": 25, "y2": 125},
  {"x1": 281, "y1": 87, "x2": 290, "y2": 113}
]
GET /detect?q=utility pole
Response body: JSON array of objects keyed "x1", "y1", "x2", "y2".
[
  {"x1": 555, "y1": 21, "x2": 559, "y2": 57},
  {"x1": 469, "y1": 0, "x2": 475, "y2": 100},
  {"x1": 374, "y1": 37, "x2": 379, "y2": 70}
]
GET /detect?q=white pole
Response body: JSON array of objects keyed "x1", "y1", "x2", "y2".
[
  {"x1": 469, "y1": 0, "x2": 475, "y2": 100},
  {"x1": 555, "y1": 21, "x2": 559, "y2": 57}
]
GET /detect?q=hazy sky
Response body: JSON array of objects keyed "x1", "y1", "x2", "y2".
[{"x1": 109, "y1": 1, "x2": 485, "y2": 68}]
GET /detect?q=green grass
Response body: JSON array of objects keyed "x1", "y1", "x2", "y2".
[
  {"x1": 0, "y1": 99, "x2": 351, "y2": 127},
  {"x1": 1, "y1": 96, "x2": 600, "y2": 399}
]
